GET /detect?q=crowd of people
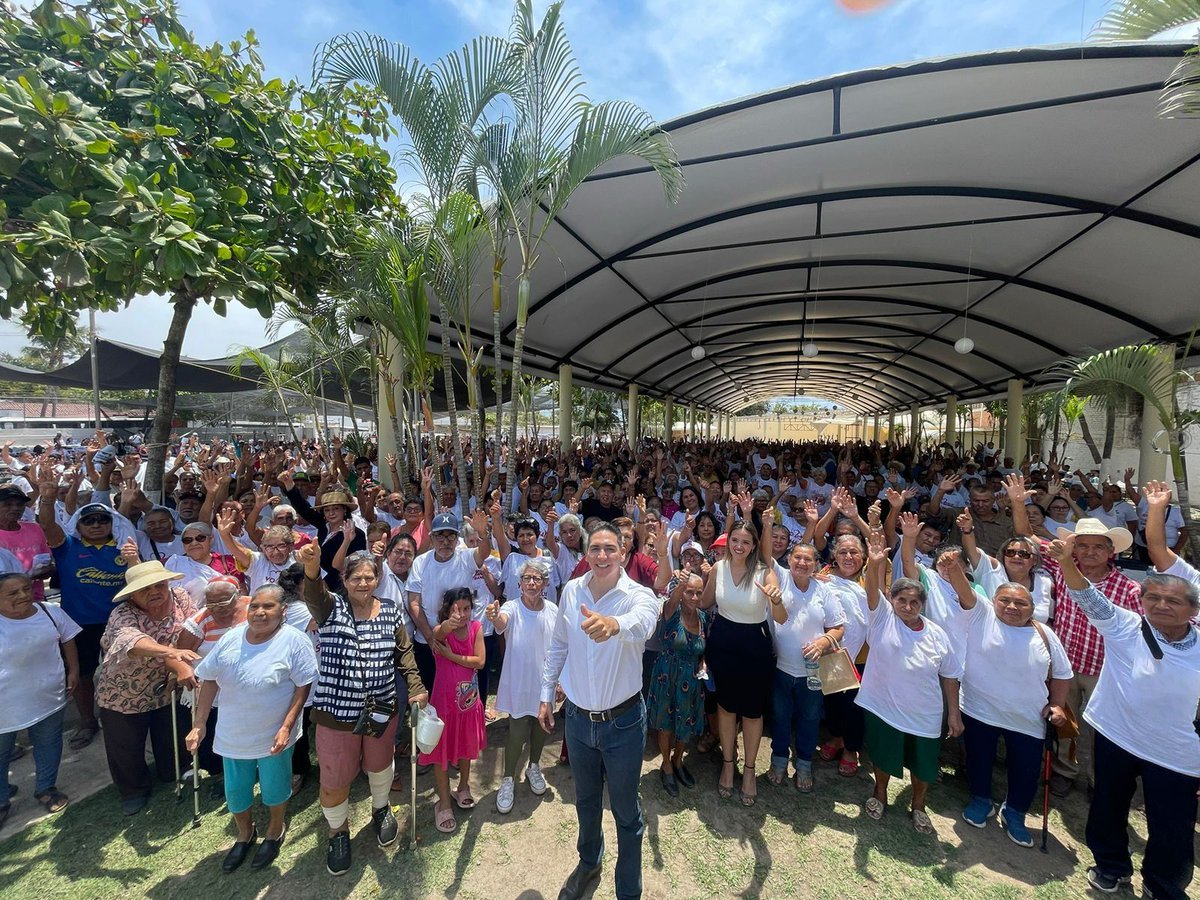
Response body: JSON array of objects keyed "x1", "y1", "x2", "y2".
[{"x1": 0, "y1": 430, "x2": 1196, "y2": 900}]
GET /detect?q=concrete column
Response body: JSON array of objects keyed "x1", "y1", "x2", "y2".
[
  {"x1": 910, "y1": 403, "x2": 920, "y2": 448},
  {"x1": 663, "y1": 397, "x2": 673, "y2": 441},
  {"x1": 627, "y1": 383, "x2": 639, "y2": 442},
  {"x1": 944, "y1": 395, "x2": 958, "y2": 445},
  {"x1": 887, "y1": 410, "x2": 895, "y2": 444},
  {"x1": 688, "y1": 404, "x2": 696, "y2": 440},
  {"x1": 872, "y1": 414, "x2": 881, "y2": 443},
  {"x1": 1139, "y1": 344, "x2": 1175, "y2": 483},
  {"x1": 1005, "y1": 379, "x2": 1023, "y2": 463},
  {"x1": 558, "y1": 365, "x2": 573, "y2": 447}
]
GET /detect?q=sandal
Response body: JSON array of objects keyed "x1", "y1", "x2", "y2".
[
  {"x1": 453, "y1": 788, "x2": 476, "y2": 810},
  {"x1": 838, "y1": 756, "x2": 860, "y2": 778},
  {"x1": 68, "y1": 723, "x2": 99, "y2": 751},
  {"x1": 434, "y1": 804, "x2": 457, "y2": 833},
  {"x1": 740, "y1": 771, "x2": 757, "y2": 807},
  {"x1": 766, "y1": 767, "x2": 785, "y2": 787},
  {"x1": 911, "y1": 809, "x2": 934, "y2": 834},
  {"x1": 818, "y1": 741, "x2": 841, "y2": 762},
  {"x1": 718, "y1": 756, "x2": 736, "y2": 799},
  {"x1": 794, "y1": 770, "x2": 814, "y2": 793},
  {"x1": 34, "y1": 788, "x2": 68, "y2": 813},
  {"x1": 864, "y1": 797, "x2": 885, "y2": 820}
]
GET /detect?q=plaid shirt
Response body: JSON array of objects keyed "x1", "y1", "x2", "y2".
[{"x1": 1040, "y1": 550, "x2": 1143, "y2": 677}]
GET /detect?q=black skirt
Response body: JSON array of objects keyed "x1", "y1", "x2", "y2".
[{"x1": 706, "y1": 614, "x2": 775, "y2": 719}]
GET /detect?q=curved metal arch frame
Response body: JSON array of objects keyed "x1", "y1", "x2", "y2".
[
  {"x1": 650, "y1": 330, "x2": 1002, "y2": 403},
  {"x1": 509, "y1": 185, "x2": 1192, "y2": 344},
  {"x1": 677, "y1": 359, "x2": 946, "y2": 413},
  {"x1": 591, "y1": 293, "x2": 1070, "y2": 376},
  {"x1": 654, "y1": 346, "x2": 952, "y2": 408},
  {"x1": 708, "y1": 372, "x2": 891, "y2": 414}
]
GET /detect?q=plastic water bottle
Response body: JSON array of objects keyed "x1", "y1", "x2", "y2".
[{"x1": 805, "y1": 658, "x2": 822, "y2": 691}]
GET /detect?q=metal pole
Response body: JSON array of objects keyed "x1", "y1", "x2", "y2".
[{"x1": 89, "y1": 309, "x2": 101, "y2": 430}]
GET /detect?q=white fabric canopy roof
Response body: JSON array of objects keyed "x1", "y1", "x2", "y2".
[{"x1": 447, "y1": 42, "x2": 1200, "y2": 415}]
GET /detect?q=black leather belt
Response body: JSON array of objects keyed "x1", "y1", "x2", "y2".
[{"x1": 573, "y1": 694, "x2": 640, "y2": 723}]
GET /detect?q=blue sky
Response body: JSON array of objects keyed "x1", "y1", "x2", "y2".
[{"x1": 0, "y1": 0, "x2": 1145, "y2": 360}]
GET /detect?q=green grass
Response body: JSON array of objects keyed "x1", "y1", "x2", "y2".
[{"x1": 0, "y1": 728, "x2": 1174, "y2": 900}]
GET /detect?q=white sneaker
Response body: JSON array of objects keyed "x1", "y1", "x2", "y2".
[
  {"x1": 526, "y1": 764, "x2": 547, "y2": 796},
  {"x1": 496, "y1": 776, "x2": 515, "y2": 814}
]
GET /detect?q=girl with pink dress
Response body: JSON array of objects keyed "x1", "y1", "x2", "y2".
[{"x1": 418, "y1": 587, "x2": 486, "y2": 833}]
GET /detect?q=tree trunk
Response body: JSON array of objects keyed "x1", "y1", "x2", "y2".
[
  {"x1": 438, "y1": 304, "x2": 471, "y2": 507},
  {"x1": 382, "y1": 370, "x2": 408, "y2": 492},
  {"x1": 502, "y1": 276, "x2": 531, "y2": 514},
  {"x1": 1078, "y1": 413, "x2": 1102, "y2": 465},
  {"x1": 143, "y1": 291, "x2": 197, "y2": 504},
  {"x1": 492, "y1": 264, "x2": 504, "y2": 496}
]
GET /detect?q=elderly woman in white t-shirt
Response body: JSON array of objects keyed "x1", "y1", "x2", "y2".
[
  {"x1": 957, "y1": 510, "x2": 1055, "y2": 624},
  {"x1": 858, "y1": 530, "x2": 963, "y2": 834},
  {"x1": 1047, "y1": 535, "x2": 1200, "y2": 900},
  {"x1": 485, "y1": 558, "x2": 558, "y2": 815},
  {"x1": 186, "y1": 584, "x2": 317, "y2": 873},
  {"x1": 942, "y1": 551, "x2": 1072, "y2": 847},
  {"x1": 0, "y1": 571, "x2": 80, "y2": 824}
]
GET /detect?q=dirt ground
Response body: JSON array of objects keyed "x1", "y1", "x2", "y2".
[{"x1": 4, "y1": 707, "x2": 1190, "y2": 900}]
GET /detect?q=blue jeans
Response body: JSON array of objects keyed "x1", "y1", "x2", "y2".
[
  {"x1": 962, "y1": 713, "x2": 1044, "y2": 814},
  {"x1": 0, "y1": 706, "x2": 66, "y2": 799},
  {"x1": 565, "y1": 697, "x2": 647, "y2": 900},
  {"x1": 770, "y1": 669, "x2": 823, "y2": 773}
]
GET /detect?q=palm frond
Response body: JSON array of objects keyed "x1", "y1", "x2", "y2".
[
  {"x1": 1160, "y1": 48, "x2": 1200, "y2": 116},
  {"x1": 1092, "y1": 0, "x2": 1200, "y2": 40},
  {"x1": 1047, "y1": 343, "x2": 1181, "y2": 425}
]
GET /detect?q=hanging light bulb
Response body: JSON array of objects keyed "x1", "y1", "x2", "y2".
[
  {"x1": 801, "y1": 341, "x2": 819, "y2": 358},
  {"x1": 796, "y1": 367, "x2": 809, "y2": 380},
  {"x1": 691, "y1": 345, "x2": 705, "y2": 360},
  {"x1": 954, "y1": 336, "x2": 975, "y2": 355}
]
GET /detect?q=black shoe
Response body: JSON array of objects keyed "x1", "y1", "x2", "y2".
[
  {"x1": 557, "y1": 861, "x2": 602, "y2": 900},
  {"x1": 222, "y1": 827, "x2": 258, "y2": 873},
  {"x1": 1085, "y1": 867, "x2": 1131, "y2": 894},
  {"x1": 660, "y1": 770, "x2": 679, "y2": 798},
  {"x1": 674, "y1": 763, "x2": 696, "y2": 789},
  {"x1": 326, "y1": 829, "x2": 351, "y2": 876},
  {"x1": 121, "y1": 793, "x2": 149, "y2": 816},
  {"x1": 250, "y1": 826, "x2": 284, "y2": 870},
  {"x1": 372, "y1": 804, "x2": 398, "y2": 847}
]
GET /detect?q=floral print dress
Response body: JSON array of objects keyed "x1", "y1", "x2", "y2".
[
  {"x1": 646, "y1": 606, "x2": 710, "y2": 742},
  {"x1": 96, "y1": 587, "x2": 197, "y2": 714}
]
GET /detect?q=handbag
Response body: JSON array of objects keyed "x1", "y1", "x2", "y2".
[
  {"x1": 1032, "y1": 622, "x2": 1079, "y2": 759},
  {"x1": 817, "y1": 634, "x2": 861, "y2": 696}
]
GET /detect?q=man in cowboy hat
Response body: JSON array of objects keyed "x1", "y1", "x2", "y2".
[{"x1": 1014, "y1": 503, "x2": 1144, "y2": 798}]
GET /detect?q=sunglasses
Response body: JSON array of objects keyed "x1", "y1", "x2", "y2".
[
  {"x1": 181, "y1": 535, "x2": 210, "y2": 544},
  {"x1": 80, "y1": 516, "x2": 111, "y2": 526},
  {"x1": 1003, "y1": 548, "x2": 1034, "y2": 559}
]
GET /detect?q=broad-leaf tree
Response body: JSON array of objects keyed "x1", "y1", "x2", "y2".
[{"x1": 0, "y1": 0, "x2": 396, "y2": 499}]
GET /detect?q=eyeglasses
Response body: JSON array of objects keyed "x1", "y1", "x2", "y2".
[
  {"x1": 261, "y1": 543, "x2": 292, "y2": 551},
  {"x1": 1003, "y1": 548, "x2": 1034, "y2": 559},
  {"x1": 80, "y1": 516, "x2": 111, "y2": 526},
  {"x1": 519, "y1": 574, "x2": 546, "y2": 583},
  {"x1": 181, "y1": 535, "x2": 209, "y2": 544}
]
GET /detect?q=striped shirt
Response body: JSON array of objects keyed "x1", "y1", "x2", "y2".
[{"x1": 310, "y1": 592, "x2": 399, "y2": 724}]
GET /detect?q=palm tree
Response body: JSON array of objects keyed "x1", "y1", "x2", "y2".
[
  {"x1": 1094, "y1": 1, "x2": 1200, "y2": 116},
  {"x1": 231, "y1": 346, "x2": 306, "y2": 444},
  {"x1": 471, "y1": 0, "x2": 683, "y2": 508},
  {"x1": 1054, "y1": 343, "x2": 1200, "y2": 560}
]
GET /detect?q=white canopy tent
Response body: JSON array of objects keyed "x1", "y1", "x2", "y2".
[{"x1": 444, "y1": 42, "x2": 1200, "y2": 416}]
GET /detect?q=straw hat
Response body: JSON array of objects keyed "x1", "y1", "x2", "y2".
[
  {"x1": 1058, "y1": 518, "x2": 1133, "y2": 555},
  {"x1": 314, "y1": 490, "x2": 356, "y2": 510},
  {"x1": 113, "y1": 560, "x2": 183, "y2": 602}
]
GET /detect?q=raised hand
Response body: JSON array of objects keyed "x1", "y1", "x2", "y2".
[
  {"x1": 579, "y1": 603, "x2": 620, "y2": 642},
  {"x1": 866, "y1": 528, "x2": 889, "y2": 564},
  {"x1": 119, "y1": 537, "x2": 141, "y2": 566},
  {"x1": 1046, "y1": 536, "x2": 1074, "y2": 563},
  {"x1": 884, "y1": 487, "x2": 905, "y2": 508},
  {"x1": 1142, "y1": 479, "x2": 1172, "y2": 509},
  {"x1": 216, "y1": 507, "x2": 238, "y2": 534},
  {"x1": 955, "y1": 510, "x2": 973, "y2": 534},
  {"x1": 898, "y1": 511, "x2": 922, "y2": 538},
  {"x1": 1003, "y1": 472, "x2": 1032, "y2": 503},
  {"x1": 803, "y1": 499, "x2": 819, "y2": 525}
]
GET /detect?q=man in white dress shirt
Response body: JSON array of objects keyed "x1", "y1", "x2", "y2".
[{"x1": 539, "y1": 522, "x2": 661, "y2": 900}]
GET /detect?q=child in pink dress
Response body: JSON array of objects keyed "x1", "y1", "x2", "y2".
[{"x1": 419, "y1": 587, "x2": 486, "y2": 833}]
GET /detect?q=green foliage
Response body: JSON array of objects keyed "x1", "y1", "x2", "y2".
[
  {"x1": 1092, "y1": 1, "x2": 1200, "y2": 116},
  {"x1": 0, "y1": 0, "x2": 398, "y2": 323}
]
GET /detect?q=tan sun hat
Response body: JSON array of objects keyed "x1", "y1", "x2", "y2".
[
  {"x1": 1058, "y1": 518, "x2": 1133, "y2": 555},
  {"x1": 113, "y1": 560, "x2": 183, "y2": 602},
  {"x1": 314, "y1": 490, "x2": 356, "y2": 510}
]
